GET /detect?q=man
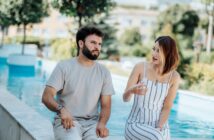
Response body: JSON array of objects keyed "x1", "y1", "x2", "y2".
[{"x1": 42, "y1": 26, "x2": 115, "y2": 140}]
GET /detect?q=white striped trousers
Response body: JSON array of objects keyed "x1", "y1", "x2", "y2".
[{"x1": 125, "y1": 123, "x2": 170, "y2": 140}]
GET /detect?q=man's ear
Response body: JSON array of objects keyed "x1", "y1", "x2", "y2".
[{"x1": 78, "y1": 40, "x2": 84, "y2": 49}]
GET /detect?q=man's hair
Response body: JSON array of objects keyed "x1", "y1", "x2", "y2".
[
  {"x1": 155, "y1": 36, "x2": 180, "y2": 75},
  {"x1": 76, "y1": 26, "x2": 104, "y2": 56}
]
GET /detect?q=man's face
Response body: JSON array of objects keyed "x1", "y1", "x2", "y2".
[{"x1": 81, "y1": 34, "x2": 102, "y2": 60}]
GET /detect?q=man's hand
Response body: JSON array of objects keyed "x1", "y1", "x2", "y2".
[
  {"x1": 60, "y1": 108, "x2": 74, "y2": 129},
  {"x1": 96, "y1": 122, "x2": 109, "y2": 138}
]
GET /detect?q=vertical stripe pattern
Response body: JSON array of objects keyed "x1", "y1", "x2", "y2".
[{"x1": 125, "y1": 63, "x2": 172, "y2": 140}]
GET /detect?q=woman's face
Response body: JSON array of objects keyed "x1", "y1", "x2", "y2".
[{"x1": 152, "y1": 42, "x2": 165, "y2": 66}]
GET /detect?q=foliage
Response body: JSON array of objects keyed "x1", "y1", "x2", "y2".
[
  {"x1": 199, "y1": 52, "x2": 214, "y2": 64},
  {"x1": 52, "y1": 0, "x2": 115, "y2": 27},
  {"x1": 1, "y1": 0, "x2": 49, "y2": 54},
  {"x1": 119, "y1": 44, "x2": 150, "y2": 58},
  {"x1": 200, "y1": 17, "x2": 214, "y2": 34},
  {"x1": 154, "y1": 4, "x2": 199, "y2": 49},
  {"x1": 51, "y1": 38, "x2": 77, "y2": 60},
  {"x1": 155, "y1": 4, "x2": 188, "y2": 34},
  {"x1": 172, "y1": 10, "x2": 199, "y2": 36},
  {"x1": 8, "y1": 0, "x2": 49, "y2": 25},
  {"x1": 5, "y1": 36, "x2": 46, "y2": 48},
  {"x1": 0, "y1": 0, "x2": 14, "y2": 47},
  {"x1": 90, "y1": 19, "x2": 119, "y2": 59},
  {"x1": 120, "y1": 27, "x2": 142, "y2": 46},
  {"x1": 132, "y1": 45, "x2": 150, "y2": 57},
  {"x1": 185, "y1": 63, "x2": 214, "y2": 96}
]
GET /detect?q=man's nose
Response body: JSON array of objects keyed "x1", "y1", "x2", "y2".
[{"x1": 95, "y1": 44, "x2": 101, "y2": 49}]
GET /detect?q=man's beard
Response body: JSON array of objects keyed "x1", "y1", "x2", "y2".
[{"x1": 82, "y1": 44, "x2": 100, "y2": 60}]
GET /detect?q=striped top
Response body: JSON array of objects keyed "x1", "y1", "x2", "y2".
[{"x1": 127, "y1": 62, "x2": 173, "y2": 129}]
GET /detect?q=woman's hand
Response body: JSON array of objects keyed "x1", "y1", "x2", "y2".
[{"x1": 129, "y1": 83, "x2": 147, "y2": 95}]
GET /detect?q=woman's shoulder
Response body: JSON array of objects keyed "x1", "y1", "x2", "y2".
[
  {"x1": 134, "y1": 61, "x2": 151, "y2": 68},
  {"x1": 171, "y1": 71, "x2": 181, "y2": 83},
  {"x1": 133, "y1": 61, "x2": 147, "y2": 71}
]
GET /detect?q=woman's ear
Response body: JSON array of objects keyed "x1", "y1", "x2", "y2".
[{"x1": 78, "y1": 40, "x2": 84, "y2": 49}]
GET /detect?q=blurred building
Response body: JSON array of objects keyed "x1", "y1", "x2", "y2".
[
  {"x1": 107, "y1": 6, "x2": 159, "y2": 44},
  {"x1": 6, "y1": 8, "x2": 75, "y2": 39},
  {"x1": 4, "y1": 5, "x2": 158, "y2": 45},
  {"x1": 1, "y1": 0, "x2": 213, "y2": 49}
]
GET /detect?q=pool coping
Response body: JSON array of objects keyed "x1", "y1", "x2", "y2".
[
  {"x1": 0, "y1": 64, "x2": 214, "y2": 139},
  {"x1": 0, "y1": 87, "x2": 54, "y2": 140},
  {"x1": 1, "y1": 87, "x2": 214, "y2": 140}
]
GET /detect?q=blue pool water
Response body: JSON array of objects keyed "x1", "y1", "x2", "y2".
[{"x1": 0, "y1": 58, "x2": 214, "y2": 138}]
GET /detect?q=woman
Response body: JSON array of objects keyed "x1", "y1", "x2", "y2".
[{"x1": 123, "y1": 36, "x2": 180, "y2": 140}]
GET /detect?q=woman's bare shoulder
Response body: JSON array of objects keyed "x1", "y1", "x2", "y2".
[
  {"x1": 133, "y1": 61, "x2": 146, "y2": 72},
  {"x1": 129, "y1": 61, "x2": 144, "y2": 76},
  {"x1": 171, "y1": 71, "x2": 181, "y2": 83}
]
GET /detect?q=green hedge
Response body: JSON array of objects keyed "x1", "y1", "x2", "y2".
[
  {"x1": 50, "y1": 38, "x2": 77, "y2": 60},
  {"x1": 185, "y1": 63, "x2": 214, "y2": 96}
]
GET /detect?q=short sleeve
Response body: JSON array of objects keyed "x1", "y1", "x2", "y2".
[
  {"x1": 46, "y1": 62, "x2": 64, "y2": 92},
  {"x1": 101, "y1": 70, "x2": 115, "y2": 95}
]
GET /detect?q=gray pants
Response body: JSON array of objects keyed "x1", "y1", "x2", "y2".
[{"x1": 53, "y1": 119, "x2": 108, "y2": 140}]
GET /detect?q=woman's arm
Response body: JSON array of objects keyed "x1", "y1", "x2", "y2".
[
  {"x1": 123, "y1": 62, "x2": 145, "y2": 102},
  {"x1": 157, "y1": 71, "x2": 180, "y2": 129}
]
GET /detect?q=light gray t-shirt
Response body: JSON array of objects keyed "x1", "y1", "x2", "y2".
[{"x1": 46, "y1": 58, "x2": 115, "y2": 122}]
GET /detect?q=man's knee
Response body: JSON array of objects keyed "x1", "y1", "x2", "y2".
[{"x1": 54, "y1": 121, "x2": 82, "y2": 140}]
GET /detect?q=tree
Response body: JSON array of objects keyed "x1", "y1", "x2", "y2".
[
  {"x1": 52, "y1": 0, "x2": 115, "y2": 27},
  {"x1": 173, "y1": 10, "x2": 199, "y2": 37},
  {"x1": 155, "y1": 4, "x2": 199, "y2": 39},
  {"x1": 9, "y1": 0, "x2": 49, "y2": 55},
  {"x1": 93, "y1": 19, "x2": 118, "y2": 59},
  {"x1": 120, "y1": 27, "x2": 142, "y2": 46},
  {"x1": 155, "y1": 4, "x2": 200, "y2": 50},
  {"x1": 201, "y1": 17, "x2": 214, "y2": 34},
  {"x1": 203, "y1": 0, "x2": 214, "y2": 53},
  {"x1": 0, "y1": 12, "x2": 10, "y2": 48},
  {"x1": 0, "y1": 0, "x2": 15, "y2": 48}
]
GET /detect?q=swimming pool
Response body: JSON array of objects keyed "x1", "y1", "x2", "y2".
[{"x1": 0, "y1": 58, "x2": 214, "y2": 138}]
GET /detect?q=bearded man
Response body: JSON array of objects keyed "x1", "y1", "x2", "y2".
[{"x1": 42, "y1": 26, "x2": 115, "y2": 140}]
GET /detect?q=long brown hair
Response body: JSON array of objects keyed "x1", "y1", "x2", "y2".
[{"x1": 155, "y1": 36, "x2": 180, "y2": 75}]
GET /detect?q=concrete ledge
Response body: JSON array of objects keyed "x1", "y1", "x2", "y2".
[
  {"x1": 0, "y1": 87, "x2": 54, "y2": 140},
  {"x1": 7, "y1": 54, "x2": 36, "y2": 76},
  {"x1": 7, "y1": 54, "x2": 36, "y2": 66}
]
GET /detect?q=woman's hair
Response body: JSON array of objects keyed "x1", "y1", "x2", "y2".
[{"x1": 155, "y1": 36, "x2": 180, "y2": 75}]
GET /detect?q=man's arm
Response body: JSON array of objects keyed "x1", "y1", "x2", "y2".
[
  {"x1": 42, "y1": 86, "x2": 58, "y2": 111},
  {"x1": 42, "y1": 86, "x2": 74, "y2": 129},
  {"x1": 96, "y1": 95, "x2": 111, "y2": 138}
]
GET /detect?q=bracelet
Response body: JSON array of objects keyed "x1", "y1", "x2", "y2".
[{"x1": 56, "y1": 104, "x2": 64, "y2": 114}]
